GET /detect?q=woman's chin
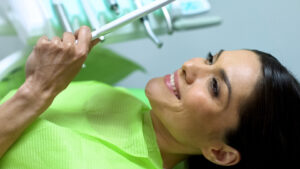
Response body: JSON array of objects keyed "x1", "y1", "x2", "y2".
[
  {"x1": 145, "y1": 77, "x2": 182, "y2": 111},
  {"x1": 145, "y1": 77, "x2": 164, "y2": 102}
]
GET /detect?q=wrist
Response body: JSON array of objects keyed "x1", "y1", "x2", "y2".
[{"x1": 17, "y1": 79, "x2": 56, "y2": 109}]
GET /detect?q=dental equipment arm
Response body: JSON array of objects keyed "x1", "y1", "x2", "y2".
[
  {"x1": 91, "y1": 0, "x2": 175, "y2": 40},
  {"x1": 134, "y1": 0, "x2": 163, "y2": 48}
]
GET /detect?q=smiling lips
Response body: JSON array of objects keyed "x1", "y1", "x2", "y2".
[{"x1": 164, "y1": 70, "x2": 181, "y2": 99}]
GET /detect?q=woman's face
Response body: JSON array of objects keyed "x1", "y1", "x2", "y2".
[{"x1": 146, "y1": 50, "x2": 262, "y2": 153}]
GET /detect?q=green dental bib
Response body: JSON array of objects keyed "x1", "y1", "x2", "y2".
[{"x1": 0, "y1": 81, "x2": 163, "y2": 169}]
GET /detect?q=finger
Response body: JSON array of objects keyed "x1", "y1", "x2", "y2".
[
  {"x1": 35, "y1": 36, "x2": 50, "y2": 51},
  {"x1": 88, "y1": 38, "x2": 100, "y2": 52},
  {"x1": 89, "y1": 38, "x2": 101, "y2": 51},
  {"x1": 37, "y1": 36, "x2": 49, "y2": 44},
  {"x1": 75, "y1": 26, "x2": 92, "y2": 54},
  {"x1": 62, "y1": 32, "x2": 75, "y2": 46},
  {"x1": 52, "y1": 36, "x2": 62, "y2": 45}
]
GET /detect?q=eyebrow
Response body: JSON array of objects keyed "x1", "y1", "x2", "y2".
[{"x1": 215, "y1": 50, "x2": 232, "y2": 108}]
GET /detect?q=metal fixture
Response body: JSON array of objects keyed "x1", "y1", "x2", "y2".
[{"x1": 134, "y1": 0, "x2": 163, "y2": 48}]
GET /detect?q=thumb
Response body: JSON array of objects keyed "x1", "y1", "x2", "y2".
[{"x1": 89, "y1": 38, "x2": 101, "y2": 52}]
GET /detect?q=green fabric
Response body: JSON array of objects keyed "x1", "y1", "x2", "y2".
[
  {"x1": 73, "y1": 47, "x2": 146, "y2": 84},
  {"x1": 116, "y1": 87, "x2": 151, "y2": 109},
  {"x1": 0, "y1": 81, "x2": 163, "y2": 169}
]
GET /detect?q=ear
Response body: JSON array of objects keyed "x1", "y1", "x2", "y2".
[{"x1": 202, "y1": 144, "x2": 241, "y2": 166}]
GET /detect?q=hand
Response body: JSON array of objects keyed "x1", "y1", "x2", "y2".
[{"x1": 24, "y1": 26, "x2": 99, "y2": 98}]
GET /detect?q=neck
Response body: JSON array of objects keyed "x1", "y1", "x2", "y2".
[
  {"x1": 160, "y1": 150, "x2": 188, "y2": 169},
  {"x1": 150, "y1": 111, "x2": 188, "y2": 169}
]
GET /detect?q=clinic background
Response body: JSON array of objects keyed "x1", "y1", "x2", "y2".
[{"x1": 0, "y1": 0, "x2": 300, "y2": 89}]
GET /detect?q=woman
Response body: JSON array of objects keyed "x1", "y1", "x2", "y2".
[
  {"x1": 185, "y1": 50, "x2": 300, "y2": 169},
  {"x1": 0, "y1": 27, "x2": 299, "y2": 169}
]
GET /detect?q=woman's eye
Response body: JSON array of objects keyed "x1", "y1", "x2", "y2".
[
  {"x1": 211, "y1": 78, "x2": 219, "y2": 97},
  {"x1": 206, "y1": 52, "x2": 219, "y2": 97},
  {"x1": 206, "y1": 52, "x2": 214, "y2": 64}
]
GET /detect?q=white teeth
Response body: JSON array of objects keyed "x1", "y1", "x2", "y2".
[{"x1": 170, "y1": 73, "x2": 178, "y2": 97}]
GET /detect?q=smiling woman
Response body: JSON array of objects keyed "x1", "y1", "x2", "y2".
[{"x1": 146, "y1": 50, "x2": 300, "y2": 168}]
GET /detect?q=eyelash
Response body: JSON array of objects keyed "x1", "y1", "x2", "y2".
[
  {"x1": 206, "y1": 52, "x2": 220, "y2": 97},
  {"x1": 211, "y1": 78, "x2": 220, "y2": 97},
  {"x1": 206, "y1": 52, "x2": 214, "y2": 64}
]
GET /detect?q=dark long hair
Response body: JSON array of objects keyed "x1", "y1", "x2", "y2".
[{"x1": 186, "y1": 50, "x2": 300, "y2": 168}]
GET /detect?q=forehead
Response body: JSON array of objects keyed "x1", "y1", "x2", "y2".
[{"x1": 220, "y1": 50, "x2": 262, "y2": 106}]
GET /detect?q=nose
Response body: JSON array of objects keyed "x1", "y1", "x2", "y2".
[{"x1": 182, "y1": 58, "x2": 210, "y2": 84}]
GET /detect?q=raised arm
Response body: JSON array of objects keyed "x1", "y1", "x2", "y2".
[{"x1": 0, "y1": 26, "x2": 98, "y2": 158}]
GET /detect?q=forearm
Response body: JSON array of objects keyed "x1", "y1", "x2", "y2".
[
  {"x1": 0, "y1": 26, "x2": 95, "y2": 158},
  {"x1": 0, "y1": 80, "x2": 55, "y2": 158}
]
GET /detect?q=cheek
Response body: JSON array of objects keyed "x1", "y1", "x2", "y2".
[{"x1": 183, "y1": 87, "x2": 213, "y2": 115}]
